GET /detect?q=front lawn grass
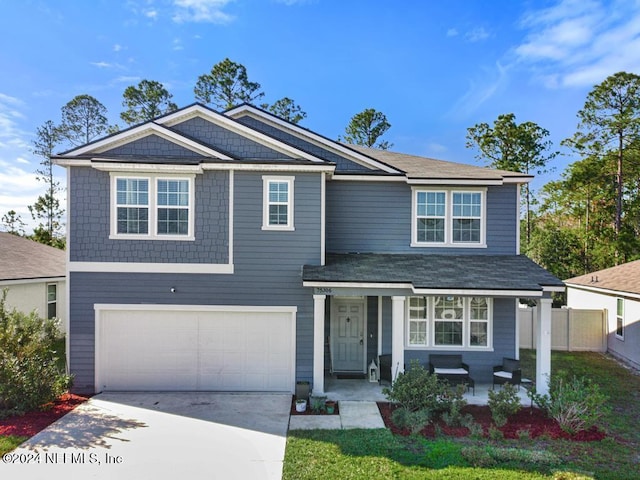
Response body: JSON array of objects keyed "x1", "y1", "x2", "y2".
[
  {"x1": 284, "y1": 350, "x2": 640, "y2": 479},
  {"x1": 0, "y1": 435, "x2": 27, "y2": 456},
  {"x1": 284, "y1": 430, "x2": 558, "y2": 479}
]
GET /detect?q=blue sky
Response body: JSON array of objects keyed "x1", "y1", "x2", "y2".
[{"x1": 2, "y1": 0, "x2": 640, "y2": 231}]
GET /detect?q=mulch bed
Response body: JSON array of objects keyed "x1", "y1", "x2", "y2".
[
  {"x1": 0, "y1": 393, "x2": 89, "y2": 437},
  {"x1": 377, "y1": 403, "x2": 605, "y2": 442},
  {"x1": 290, "y1": 396, "x2": 340, "y2": 416}
]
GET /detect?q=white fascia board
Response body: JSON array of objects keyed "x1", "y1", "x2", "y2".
[
  {"x1": 303, "y1": 280, "x2": 542, "y2": 297},
  {"x1": 92, "y1": 162, "x2": 204, "y2": 174},
  {"x1": 69, "y1": 261, "x2": 234, "y2": 274},
  {"x1": 54, "y1": 159, "x2": 92, "y2": 167},
  {"x1": 157, "y1": 105, "x2": 327, "y2": 163},
  {"x1": 225, "y1": 106, "x2": 401, "y2": 174},
  {"x1": 407, "y1": 178, "x2": 504, "y2": 186},
  {"x1": 0, "y1": 276, "x2": 65, "y2": 286},
  {"x1": 503, "y1": 176, "x2": 533, "y2": 184},
  {"x1": 202, "y1": 163, "x2": 335, "y2": 173},
  {"x1": 565, "y1": 283, "x2": 640, "y2": 301},
  {"x1": 94, "y1": 303, "x2": 297, "y2": 313},
  {"x1": 542, "y1": 285, "x2": 566, "y2": 293},
  {"x1": 331, "y1": 174, "x2": 405, "y2": 182}
]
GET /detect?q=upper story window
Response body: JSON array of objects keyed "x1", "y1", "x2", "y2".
[
  {"x1": 412, "y1": 188, "x2": 486, "y2": 247},
  {"x1": 111, "y1": 174, "x2": 195, "y2": 240},
  {"x1": 262, "y1": 176, "x2": 294, "y2": 231},
  {"x1": 406, "y1": 296, "x2": 492, "y2": 350}
]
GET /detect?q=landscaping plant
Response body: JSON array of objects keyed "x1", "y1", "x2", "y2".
[
  {"x1": 382, "y1": 359, "x2": 454, "y2": 413},
  {"x1": 487, "y1": 383, "x2": 521, "y2": 427},
  {"x1": 0, "y1": 290, "x2": 72, "y2": 417},
  {"x1": 528, "y1": 372, "x2": 610, "y2": 435}
]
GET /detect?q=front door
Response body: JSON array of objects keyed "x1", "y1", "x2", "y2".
[{"x1": 331, "y1": 298, "x2": 365, "y2": 373}]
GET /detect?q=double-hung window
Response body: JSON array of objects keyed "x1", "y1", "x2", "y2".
[
  {"x1": 116, "y1": 178, "x2": 149, "y2": 234},
  {"x1": 616, "y1": 298, "x2": 624, "y2": 339},
  {"x1": 452, "y1": 192, "x2": 482, "y2": 243},
  {"x1": 412, "y1": 189, "x2": 486, "y2": 247},
  {"x1": 46, "y1": 283, "x2": 57, "y2": 319},
  {"x1": 262, "y1": 176, "x2": 294, "y2": 231},
  {"x1": 406, "y1": 296, "x2": 492, "y2": 349},
  {"x1": 434, "y1": 296, "x2": 464, "y2": 346},
  {"x1": 112, "y1": 175, "x2": 194, "y2": 240},
  {"x1": 157, "y1": 179, "x2": 190, "y2": 235},
  {"x1": 408, "y1": 296, "x2": 428, "y2": 346},
  {"x1": 415, "y1": 191, "x2": 446, "y2": 243}
]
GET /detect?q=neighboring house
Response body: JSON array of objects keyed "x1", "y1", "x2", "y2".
[
  {"x1": 0, "y1": 232, "x2": 66, "y2": 332},
  {"x1": 566, "y1": 260, "x2": 640, "y2": 370},
  {"x1": 54, "y1": 103, "x2": 563, "y2": 395}
]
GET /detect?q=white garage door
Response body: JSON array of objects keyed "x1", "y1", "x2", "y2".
[{"x1": 95, "y1": 305, "x2": 296, "y2": 392}]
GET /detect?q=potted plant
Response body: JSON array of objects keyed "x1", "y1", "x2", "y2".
[
  {"x1": 325, "y1": 400, "x2": 336, "y2": 414},
  {"x1": 295, "y1": 398, "x2": 307, "y2": 413},
  {"x1": 310, "y1": 395, "x2": 327, "y2": 414}
]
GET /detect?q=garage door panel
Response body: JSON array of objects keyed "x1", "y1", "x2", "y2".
[{"x1": 98, "y1": 307, "x2": 294, "y2": 392}]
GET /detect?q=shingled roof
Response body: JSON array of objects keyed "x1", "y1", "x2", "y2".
[
  {"x1": 304, "y1": 253, "x2": 564, "y2": 293},
  {"x1": 0, "y1": 233, "x2": 65, "y2": 282},
  {"x1": 343, "y1": 144, "x2": 531, "y2": 182},
  {"x1": 565, "y1": 260, "x2": 640, "y2": 296}
]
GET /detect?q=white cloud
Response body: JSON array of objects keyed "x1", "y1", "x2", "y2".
[
  {"x1": 446, "y1": 28, "x2": 459, "y2": 37},
  {"x1": 113, "y1": 44, "x2": 125, "y2": 52},
  {"x1": 514, "y1": 0, "x2": 640, "y2": 88},
  {"x1": 91, "y1": 61, "x2": 114, "y2": 68},
  {"x1": 172, "y1": 0, "x2": 234, "y2": 24},
  {"x1": 145, "y1": 9, "x2": 159, "y2": 19},
  {"x1": 449, "y1": 61, "x2": 510, "y2": 119},
  {"x1": 465, "y1": 27, "x2": 490, "y2": 42}
]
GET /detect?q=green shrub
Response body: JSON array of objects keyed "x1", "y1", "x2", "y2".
[
  {"x1": 0, "y1": 290, "x2": 72, "y2": 416},
  {"x1": 488, "y1": 383, "x2": 521, "y2": 427},
  {"x1": 391, "y1": 406, "x2": 432, "y2": 435},
  {"x1": 529, "y1": 372, "x2": 610, "y2": 434},
  {"x1": 382, "y1": 359, "x2": 454, "y2": 413},
  {"x1": 441, "y1": 385, "x2": 471, "y2": 427}
]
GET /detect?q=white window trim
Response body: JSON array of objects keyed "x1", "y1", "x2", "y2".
[
  {"x1": 110, "y1": 173, "x2": 195, "y2": 241},
  {"x1": 405, "y1": 296, "x2": 493, "y2": 351},
  {"x1": 411, "y1": 188, "x2": 487, "y2": 248},
  {"x1": 46, "y1": 283, "x2": 57, "y2": 320},
  {"x1": 407, "y1": 296, "x2": 429, "y2": 347},
  {"x1": 262, "y1": 176, "x2": 295, "y2": 231},
  {"x1": 616, "y1": 297, "x2": 625, "y2": 340}
]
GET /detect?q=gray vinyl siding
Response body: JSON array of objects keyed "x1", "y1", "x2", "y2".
[
  {"x1": 103, "y1": 135, "x2": 204, "y2": 157},
  {"x1": 236, "y1": 116, "x2": 373, "y2": 172},
  {"x1": 326, "y1": 181, "x2": 518, "y2": 255},
  {"x1": 171, "y1": 117, "x2": 291, "y2": 160},
  {"x1": 69, "y1": 167, "x2": 229, "y2": 264},
  {"x1": 404, "y1": 297, "x2": 517, "y2": 383},
  {"x1": 69, "y1": 171, "x2": 323, "y2": 393}
]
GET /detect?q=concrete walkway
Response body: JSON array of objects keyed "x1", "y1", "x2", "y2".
[{"x1": 289, "y1": 401, "x2": 385, "y2": 430}]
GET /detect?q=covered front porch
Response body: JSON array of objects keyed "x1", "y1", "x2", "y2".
[
  {"x1": 303, "y1": 254, "x2": 565, "y2": 398},
  {"x1": 323, "y1": 375, "x2": 533, "y2": 406}
]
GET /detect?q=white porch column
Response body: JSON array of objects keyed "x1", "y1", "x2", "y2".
[
  {"x1": 535, "y1": 297, "x2": 553, "y2": 395},
  {"x1": 313, "y1": 294, "x2": 326, "y2": 395},
  {"x1": 391, "y1": 296, "x2": 406, "y2": 380}
]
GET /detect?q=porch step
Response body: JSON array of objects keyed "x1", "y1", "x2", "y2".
[
  {"x1": 339, "y1": 401, "x2": 385, "y2": 429},
  {"x1": 289, "y1": 400, "x2": 384, "y2": 431}
]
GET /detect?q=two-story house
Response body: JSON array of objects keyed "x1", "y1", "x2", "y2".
[{"x1": 55, "y1": 103, "x2": 563, "y2": 396}]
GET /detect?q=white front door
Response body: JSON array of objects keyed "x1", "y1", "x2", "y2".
[{"x1": 331, "y1": 298, "x2": 365, "y2": 373}]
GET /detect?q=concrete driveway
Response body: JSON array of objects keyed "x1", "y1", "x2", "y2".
[{"x1": 0, "y1": 392, "x2": 291, "y2": 479}]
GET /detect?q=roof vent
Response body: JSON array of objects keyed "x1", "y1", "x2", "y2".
[{"x1": 591, "y1": 275, "x2": 599, "y2": 283}]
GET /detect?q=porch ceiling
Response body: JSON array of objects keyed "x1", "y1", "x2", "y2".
[{"x1": 303, "y1": 254, "x2": 564, "y2": 294}]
